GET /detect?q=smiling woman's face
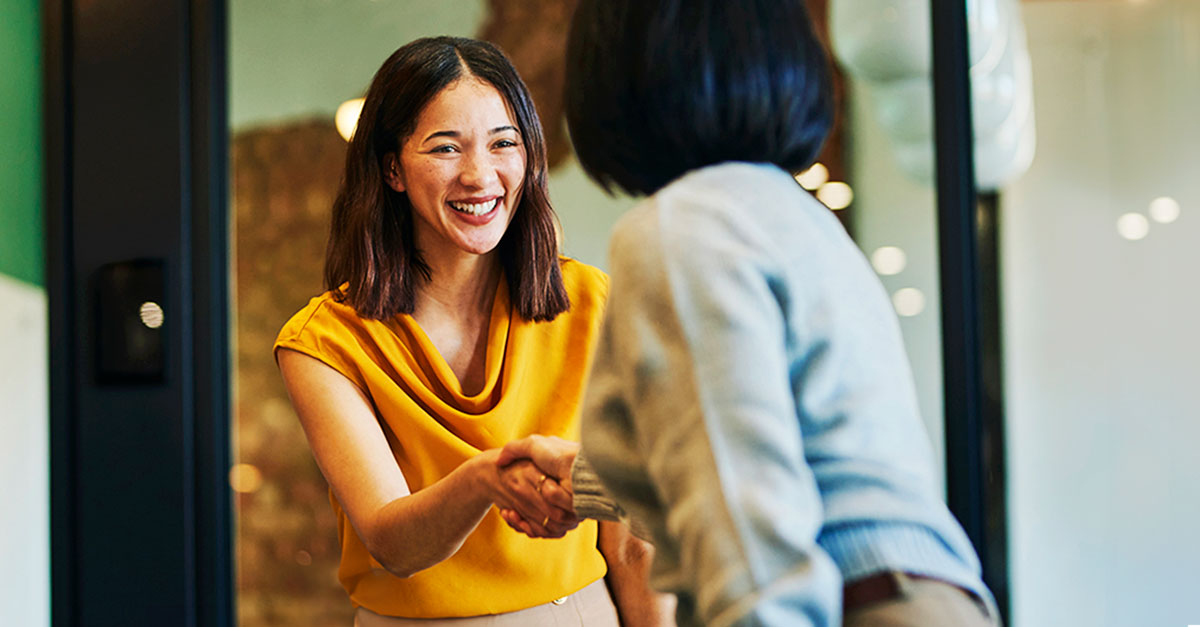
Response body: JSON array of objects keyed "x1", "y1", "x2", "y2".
[{"x1": 386, "y1": 76, "x2": 526, "y2": 260}]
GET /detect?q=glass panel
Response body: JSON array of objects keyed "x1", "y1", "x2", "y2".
[
  {"x1": 1005, "y1": 1, "x2": 1200, "y2": 625},
  {"x1": 230, "y1": 3, "x2": 484, "y2": 624},
  {"x1": 830, "y1": 2, "x2": 949, "y2": 488}
]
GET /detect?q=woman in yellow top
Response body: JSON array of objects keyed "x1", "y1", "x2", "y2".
[{"x1": 275, "y1": 37, "x2": 669, "y2": 626}]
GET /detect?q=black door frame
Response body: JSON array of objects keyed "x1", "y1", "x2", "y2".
[
  {"x1": 931, "y1": 0, "x2": 1010, "y2": 621},
  {"x1": 43, "y1": 1, "x2": 1004, "y2": 624},
  {"x1": 43, "y1": 0, "x2": 231, "y2": 624}
]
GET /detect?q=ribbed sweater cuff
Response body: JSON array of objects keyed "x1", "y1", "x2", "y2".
[
  {"x1": 571, "y1": 451, "x2": 624, "y2": 522},
  {"x1": 820, "y1": 521, "x2": 989, "y2": 602},
  {"x1": 570, "y1": 453, "x2": 651, "y2": 540}
]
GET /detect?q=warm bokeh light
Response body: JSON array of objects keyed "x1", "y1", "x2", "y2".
[
  {"x1": 892, "y1": 287, "x2": 926, "y2": 317},
  {"x1": 1148, "y1": 196, "x2": 1180, "y2": 224},
  {"x1": 229, "y1": 463, "x2": 264, "y2": 494},
  {"x1": 1116, "y1": 212, "x2": 1150, "y2": 240},
  {"x1": 335, "y1": 98, "x2": 366, "y2": 142},
  {"x1": 871, "y1": 246, "x2": 908, "y2": 276},
  {"x1": 139, "y1": 301, "x2": 164, "y2": 329},
  {"x1": 816, "y1": 181, "x2": 854, "y2": 210},
  {"x1": 794, "y1": 162, "x2": 829, "y2": 190}
]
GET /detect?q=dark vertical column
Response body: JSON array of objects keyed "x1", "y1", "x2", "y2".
[
  {"x1": 70, "y1": 1, "x2": 193, "y2": 621},
  {"x1": 42, "y1": 0, "x2": 77, "y2": 624},
  {"x1": 930, "y1": 0, "x2": 1009, "y2": 621},
  {"x1": 976, "y1": 190, "x2": 1010, "y2": 619},
  {"x1": 44, "y1": 0, "x2": 231, "y2": 624},
  {"x1": 189, "y1": 0, "x2": 233, "y2": 624}
]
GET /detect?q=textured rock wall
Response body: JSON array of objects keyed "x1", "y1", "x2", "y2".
[
  {"x1": 233, "y1": 120, "x2": 352, "y2": 626},
  {"x1": 478, "y1": 0, "x2": 578, "y2": 170}
]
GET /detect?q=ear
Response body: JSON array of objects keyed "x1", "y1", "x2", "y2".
[{"x1": 383, "y1": 153, "x2": 406, "y2": 193}]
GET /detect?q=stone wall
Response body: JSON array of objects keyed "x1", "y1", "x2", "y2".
[
  {"x1": 478, "y1": 0, "x2": 577, "y2": 169},
  {"x1": 232, "y1": 120, "x2": 352, "y2": 626}
]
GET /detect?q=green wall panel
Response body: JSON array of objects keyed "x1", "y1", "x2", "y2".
[{"x1": 0, "y1": 0, "x2": 44, "y2": 287}]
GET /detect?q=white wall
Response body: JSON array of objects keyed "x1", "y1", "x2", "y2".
[
  {"x1": 231, "y1": 0, "x2": 486, "y2": 131},
  {"x1": 1003, "y1": 2, "x2": 1200, "y2": 625},
  {"x1": 0, "y1": 274, "x2": 49, "y2": 627},
  {"x1": 549, "y1": 157, "x2": 636, "y2": 270}
]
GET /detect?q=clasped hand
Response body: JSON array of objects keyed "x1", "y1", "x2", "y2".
[{"x1": 494, "y1": 435, "x2": 582, "y2": 539}]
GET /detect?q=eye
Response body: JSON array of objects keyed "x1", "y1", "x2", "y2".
[
  {"x1": 493, "y1": 139, "x2": 519, "y2": 149},
  {"x1": 429, "y1": 144, "x2": 459, "y2": 154}
]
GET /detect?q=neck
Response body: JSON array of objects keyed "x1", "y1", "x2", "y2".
[{"x1": 415, "y1": 246, "x2": 502, "y2": 319}]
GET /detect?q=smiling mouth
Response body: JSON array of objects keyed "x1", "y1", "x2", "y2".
[{"x1": 449, "y1": 198, "x2": 500, "y2": 216}]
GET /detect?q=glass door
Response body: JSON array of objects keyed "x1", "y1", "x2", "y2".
[
  {"x1": 227, "y1": 0, "x2": 1017, "y2": 624},
  {"x1": 230, "y1": 5, "x2": 483, "y2": 623},
  {"x1": 833, "y1": 0, "x2": 1033, "y2": 616}
]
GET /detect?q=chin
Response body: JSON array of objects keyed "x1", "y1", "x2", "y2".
[{"x1": 457, "y1": 239, "x2": 504, "y2": 256}]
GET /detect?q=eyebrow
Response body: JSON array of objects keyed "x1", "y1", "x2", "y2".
[{"x1": 421, "y1": 125, "x2": 521, "y2": 144}]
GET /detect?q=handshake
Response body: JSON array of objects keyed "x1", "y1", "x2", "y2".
[{"x1": 493, "y1": 435, "x2": 583, "y2": 539}]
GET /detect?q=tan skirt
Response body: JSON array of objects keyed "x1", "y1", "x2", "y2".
[{"x1": 353, "y1": 578, "x2": 619, "y2": 627}]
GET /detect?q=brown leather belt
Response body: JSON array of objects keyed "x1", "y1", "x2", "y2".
[{"x1": 843, "y1": 571, "x2": 935, "y2": 610}]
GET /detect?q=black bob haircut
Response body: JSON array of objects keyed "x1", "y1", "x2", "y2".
[{"x1": 565, "y1": 0, "x2": 834, "y2": 197}]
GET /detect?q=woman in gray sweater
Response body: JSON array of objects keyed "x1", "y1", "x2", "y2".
[{"x1": 498, "y1": 1, "x2": 999, "y2": 625}]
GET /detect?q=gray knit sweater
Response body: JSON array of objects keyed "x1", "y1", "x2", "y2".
[{"x1": 575, "y1": 162, "x2": 990, "y2": 627}]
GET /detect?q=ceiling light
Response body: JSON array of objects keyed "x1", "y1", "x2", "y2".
[
  {"x1": 1148, "y1": 197, "x2": 1180, "y2": 224},
  {"x1": 892, "y1": 288, "x2": 925, "y2": 317},
  {"x1": 817, "y1": 181, "x2": 854, "y2": 210},
  {"x1": 1116, "y1": 213, "x2": 1150, "y2": 240},
  {"x1": 336, "y1": 98, "x2": 366, "y2": 142},
  {"x1": 795, "y1": 163, "x2": 829, "y2": 190},
  {"x1": 228, "y1": 463, "x2": 264, "y2": 494},
  {"x1": 871, "y1": 246, "x2": 908, "y2": 276}
]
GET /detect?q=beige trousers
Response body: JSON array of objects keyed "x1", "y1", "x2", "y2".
[
  {"x1": 353, "y1": 579, "x2": 619, "y2": 627},
  {"x1": 843, "y1": 573, "x2": 1000, "y2": 627}
]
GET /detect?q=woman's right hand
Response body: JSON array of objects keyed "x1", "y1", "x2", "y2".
[
  {"x1": 496, "y1": 435, "x2": 580, "y2": 492},
  {"x1": 477, "y1": 450, "x2": 579, "y2": 538},
  {"x1": 492, "y1": 435, "x2": 583, "y2": 538}
]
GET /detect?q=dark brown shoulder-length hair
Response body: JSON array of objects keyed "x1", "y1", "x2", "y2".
[{"x1": 324, "y1": 36, "x2": 569, "y2": 322}]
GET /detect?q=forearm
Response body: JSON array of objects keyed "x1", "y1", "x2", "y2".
[
  {"x1": 280, "y1": 351, "x2": 529, "y2": 578},
  {"x1": 608, "y1": 577, "x2": 676, "y2": 627},
  {"x1": 599, "y1": 521, "x2": 676, "y2": 627},
  {"x1": 358, "y1": 453, "x2": 496, "y2": 578}
]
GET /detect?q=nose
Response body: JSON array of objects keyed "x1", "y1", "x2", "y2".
[{"x1": 459, "y1": 147, "x2": 500, "y2": 190}]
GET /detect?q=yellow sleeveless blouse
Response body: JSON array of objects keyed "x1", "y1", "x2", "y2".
[{"x1": 274, "y1": 259, "x2": 610, "y2": 618}]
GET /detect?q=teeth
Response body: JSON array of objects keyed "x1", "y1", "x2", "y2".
[{"x1": 450, "y1": 199, "x2": 498, "y2": 216}]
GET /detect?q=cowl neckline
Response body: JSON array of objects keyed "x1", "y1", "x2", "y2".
[{"x1": 381, "y1": 279, "x2": 512, "y2": 416}]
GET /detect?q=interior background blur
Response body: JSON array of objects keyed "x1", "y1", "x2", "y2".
[{"x1": 3, "y1": 1, "x2": 1197, "y2": 625}]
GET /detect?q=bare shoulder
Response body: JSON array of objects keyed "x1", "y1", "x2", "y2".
[
  {"x1": 277, "y1": 346, "x2": 412, "y2": 518},
  {"x1": 277, "y1": 346, "x2": 361, "y2": 398}
]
